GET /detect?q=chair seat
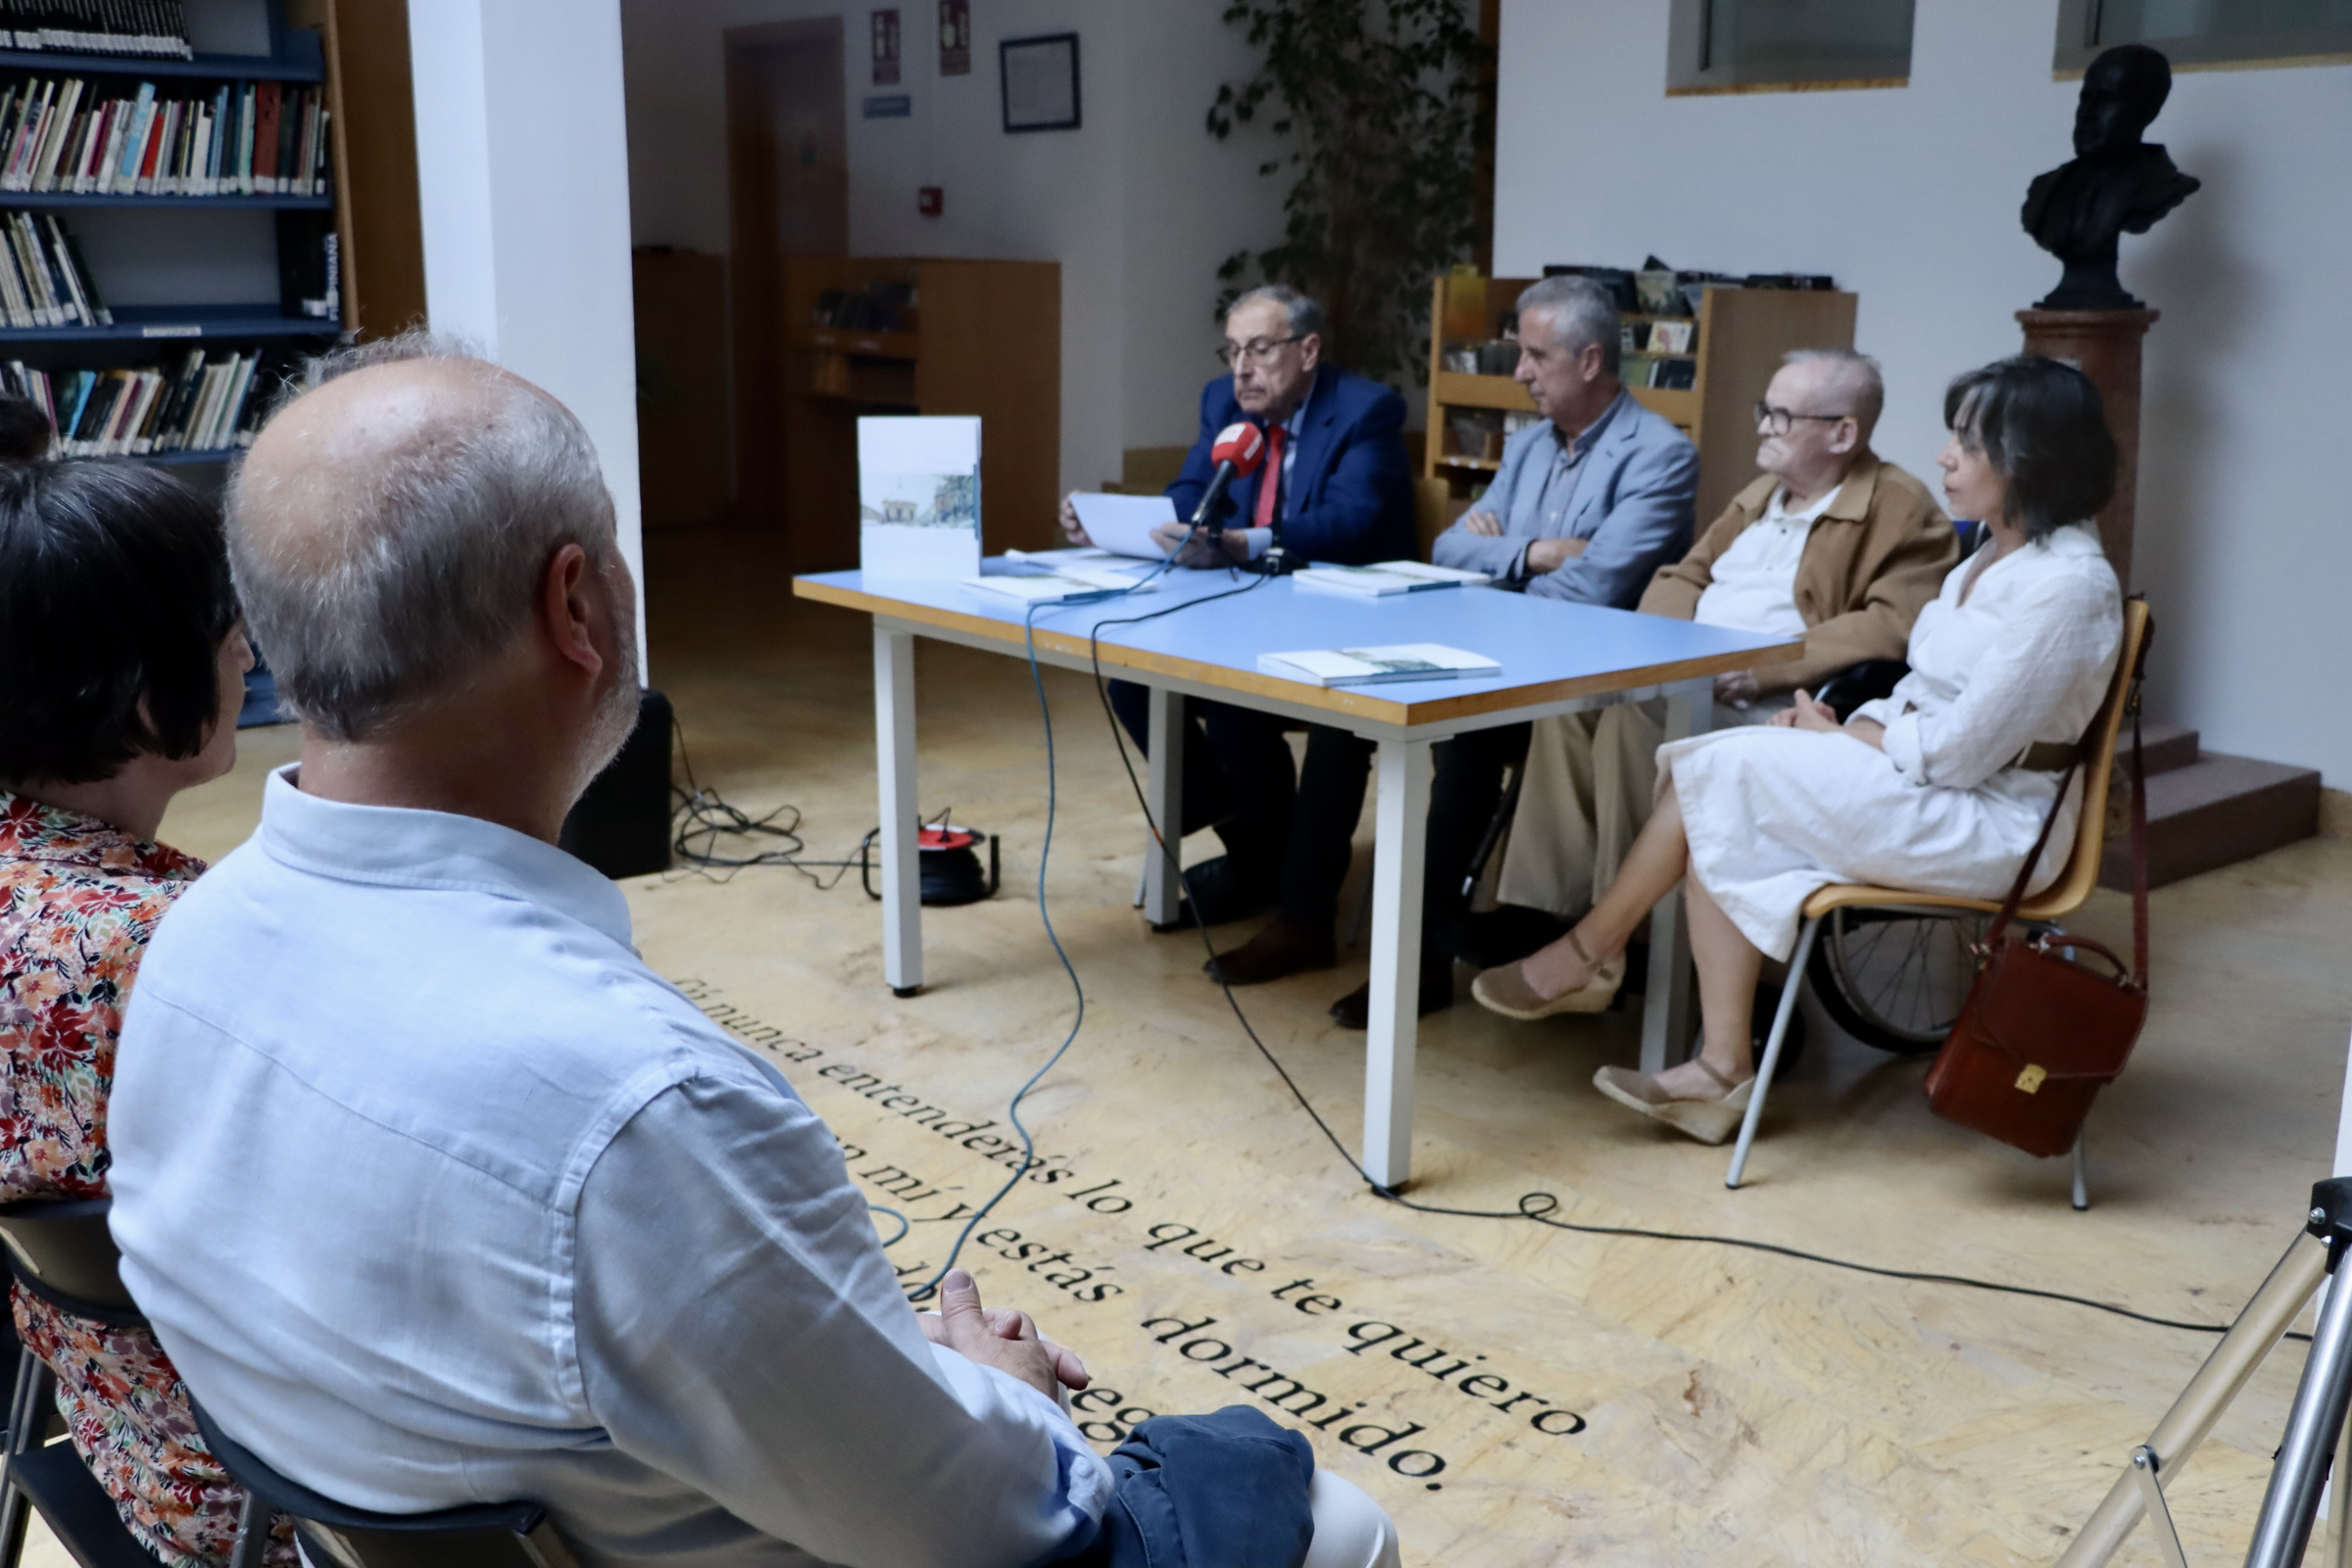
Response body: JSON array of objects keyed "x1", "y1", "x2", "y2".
[
  {"x1": 9, "y1": 1441, "x2": 154, "y2": 1568},
  {"x1": 1800, "y1": 880, "x2": 2078, "y2": 924}
]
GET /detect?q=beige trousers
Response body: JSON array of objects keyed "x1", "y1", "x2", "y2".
[{"x1": 1495, "y1": 697, "x2": 1786, "y2": 920}]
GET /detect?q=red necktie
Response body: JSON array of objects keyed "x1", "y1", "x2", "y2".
[{"x1": 1252, "y1": 424, "x2": 1287, "y2": 531}]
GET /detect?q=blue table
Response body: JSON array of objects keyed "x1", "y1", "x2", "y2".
[{"x1": 795, "y1": 562, "x2": 1799, "y2": 1188}]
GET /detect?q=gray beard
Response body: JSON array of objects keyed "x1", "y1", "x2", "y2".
[{"x1": 570, "y1": 606, "x2": 643, "y2": 805}]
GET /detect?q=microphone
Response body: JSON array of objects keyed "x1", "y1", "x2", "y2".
[{"x1": 1192, "y1": 421, "x2": 1269, "y2": 543}]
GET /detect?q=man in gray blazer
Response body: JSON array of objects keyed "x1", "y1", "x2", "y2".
[{"x1": 1328, "y1": 275, "x2": 1698, "y2": 1025}]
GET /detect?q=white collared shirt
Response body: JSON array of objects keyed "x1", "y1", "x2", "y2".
[
  {"x1": 1692, "y1": 481, "x2": 1840, "y2": 636},
  {"x1": 109, "y1": 767, "x2": 1109, "y2": 1568}
]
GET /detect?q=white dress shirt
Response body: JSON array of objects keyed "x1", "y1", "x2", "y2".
[
  {"x1": 108, "y1": 768, "x2": 1110, "y2": 1568},
  {"x1": 1691, "y1": 482, "x2": 1838, "y2": 636}
]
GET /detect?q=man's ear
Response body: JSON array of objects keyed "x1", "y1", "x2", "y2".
[
  {"x1": 540, "y1": 542, "x2": 605, "y2": 681},
  {"x1": 1829, "y1": 419, "x2": 1862, "y2": 458},
  {"x1": 1581, "y1": 341, "x2": 1607, "y2": 383},
  {"x1": 1297, "y1": 332, "x2": 1322, "y2": 376}
]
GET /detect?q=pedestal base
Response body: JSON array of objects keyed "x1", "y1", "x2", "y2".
[{"x1": 2016, "y1": 308, "x2": 2157, "y2": 589}]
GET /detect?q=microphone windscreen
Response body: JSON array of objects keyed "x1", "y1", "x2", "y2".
[{"x1": 1210, "y1": 421, "x2": 1268, "y2": 476}]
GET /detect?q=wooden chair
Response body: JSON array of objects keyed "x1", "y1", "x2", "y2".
[{"x1": 1725, "y1": 598, "x2": 2152, "y2": 1201}]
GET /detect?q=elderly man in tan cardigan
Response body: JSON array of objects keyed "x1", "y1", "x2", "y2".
[{"x1": 1490, "y1": 348, "x2": 1958, "y2": 932}]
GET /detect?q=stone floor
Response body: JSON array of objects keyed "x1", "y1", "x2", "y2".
[{"x1": 99, "y1": 527, "x2": 2352, "y2": 1568}]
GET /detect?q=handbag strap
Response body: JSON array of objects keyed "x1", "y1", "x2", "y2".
[{"x1": 1984, "y1": 597, "x2": 2155, "y2": 970}]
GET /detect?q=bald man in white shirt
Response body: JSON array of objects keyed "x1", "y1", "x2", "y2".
[{"x1": 1486, "y1": 350, "x2": 1957, "y2": 939}]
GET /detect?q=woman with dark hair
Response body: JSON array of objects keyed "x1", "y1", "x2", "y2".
[
  {"x1": 0, "y1": 462, "x2": 288, "y2": 1564},
  {"x1": 0, "y1": 393, "x2": 53, "y2": 461},
  {"x1": 1471, "y1": 356, "x2": 2125, "y2": 1145}
]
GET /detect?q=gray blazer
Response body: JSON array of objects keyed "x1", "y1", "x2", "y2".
[{"x1": 1433, "y1": 390, "x2": 1700, "y2": 609}]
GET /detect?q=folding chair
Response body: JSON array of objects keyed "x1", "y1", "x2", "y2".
[
  {"x1": 0, "y1": 1197, "x2": 172, "y2": 1567},
  {"x1": 1726, "y1": 597, "x2": 2153, "y2": 1201},
  {"x1": 198, "y1": 1402, "x2": 576, "y2": 1568}
]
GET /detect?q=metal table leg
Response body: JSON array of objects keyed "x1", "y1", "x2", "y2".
[
  {"x1": 1363, "y1": 737, "x2": 1430, "y2": 1191},
  {"x1": 875, "y1": 625, "x2": 922, "y2": 997},
  {"x1": 1641, "y1": 686, "x2": 1713, "y2": 1073},
  {"x1": 1143, "y1": 685, "x2": 1185, "y2": 928}
]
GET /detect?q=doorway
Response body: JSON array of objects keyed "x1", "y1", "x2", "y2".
[{"x1": 724, "y1": 19, "x2": 848, "y2": 531}]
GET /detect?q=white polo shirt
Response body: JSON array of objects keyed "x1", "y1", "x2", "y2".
[{"x1": 1692, "y1": 481, "x2": 1840, "y2": 636}]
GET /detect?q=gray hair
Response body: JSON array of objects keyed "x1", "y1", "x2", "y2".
[
  {"x1": 1514, "y1": 276, "x2": 1621, "y2": 376},
  {"x1": 1782, "y1": 347, "x2": 1886, "y2": 441},
  {"x1": 226, "y1": 329, "x2": 618, "y2": 742},
  {"x1": 1228, "y1": 283, "x2": 1325, "y2": 340}
]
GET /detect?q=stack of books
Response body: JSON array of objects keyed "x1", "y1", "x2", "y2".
[
  {"x1": 3, "y1": 348, "x2": 278, "y2": 457},
  {"x1": 0, "y1": 76, "x2": 330, "y2": 197},
  {"x1": 0, "y1": 209, "x2": 104, "y2": 326},
  {"x1": 1257, "y1": 644, "x2": 1500, "y2": 688},
  {"x1": 1293, "y1": 561, "x2": 1489, "y2": 598},
  {"x1": 0, "y1": 0, "x2": 194, "y2": 59}
]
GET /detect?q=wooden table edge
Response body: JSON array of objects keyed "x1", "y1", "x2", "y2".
[{"x1": 793, "y1": 576, "x2": 1805, "y2": 726}]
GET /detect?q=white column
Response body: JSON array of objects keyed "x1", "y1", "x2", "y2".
[{"x1": 406, "y1": 0, "x2": 646, "y2": 667}]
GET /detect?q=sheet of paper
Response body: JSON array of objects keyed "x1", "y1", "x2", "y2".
[
  {"x1": 860, "y1": 416, "x2": 982, "y2": 579},
  {"x1": 1068, "y1": 492, "x2": 1180, "y2": 560}
]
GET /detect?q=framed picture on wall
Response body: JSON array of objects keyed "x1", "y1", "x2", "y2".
[{"x1": 1001, "y1": 32, "x2": 1079, "y2": 132}]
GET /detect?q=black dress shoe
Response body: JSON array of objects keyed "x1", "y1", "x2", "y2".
[
  {"x1": 1328, "y1": 961, "x2": 1455, "y2": 1029},
  {"x1": 1203, "y1": 918, "x2": 1338, "y2": 985},
  {"x1": 1163, "y1": 856, "x2": 1279, "y2": 928}
]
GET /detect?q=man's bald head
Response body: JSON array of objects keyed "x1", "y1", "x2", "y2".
[
  {"x1": 228, "y1": 332, "x2": 621, "y2": 741},
  {"x1": 1781, "y1": 348, "x2": 1885, "y2": 444}
]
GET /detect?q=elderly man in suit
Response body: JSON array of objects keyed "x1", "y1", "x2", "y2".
[
  {"x1": 1210, "y1": 275, "x2": 1701, "y2": 1028},
  {"x1": 1076, "y1": 284, "x2": 1415, "y2": 925}
]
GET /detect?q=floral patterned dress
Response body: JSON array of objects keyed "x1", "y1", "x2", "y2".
[{"x1": 0, "y1": 791, "x2": 290, "y2": 1567}]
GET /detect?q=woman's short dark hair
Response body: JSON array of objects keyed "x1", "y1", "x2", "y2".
[
  {"x1": 0, "y1": 463, "x2": 237, "y2": 786},
  {"x1": 0, "y1": 394, "x2": 53, "y2": 462},
  {"x1": 1942, "y1": 356, "x2": 2118, "y2": 543}
]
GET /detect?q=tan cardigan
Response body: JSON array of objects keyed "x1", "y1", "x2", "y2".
[{"x1": 1640, "y1": 451, "x2": 1956, "y2": 695}]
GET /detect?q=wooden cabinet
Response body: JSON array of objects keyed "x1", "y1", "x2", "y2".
[
  {"x1": 1425, "y1": 272, "x2": 1858, "y2": 526},
  {"x1": 776, "y1": 255, "x2": 1058, "y2": 570}
]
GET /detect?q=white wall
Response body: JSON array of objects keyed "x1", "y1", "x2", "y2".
[
  {"x1": 1495, "y1": 0, "x2": 2352, "y2": 779},
  {"x1": 409, "y1": 0, "x2": 648, "y2": 666},
  {"x1": 619, "y1": 0, "x2": 1287, "y2": 497}
]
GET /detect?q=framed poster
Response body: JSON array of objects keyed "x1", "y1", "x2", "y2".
[
  {"x1": 939, "y1": 0, "x2": 971, "y2": 75},
  {"x1": 1001, "y1": 32, "x2": 1079, "y2": 132},
  {"x1": 871, "y1": 8, "x2": 901, "y2": 85}
]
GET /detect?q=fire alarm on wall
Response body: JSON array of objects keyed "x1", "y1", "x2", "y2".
[{"x1": 917, "y1": 186, "x2": 944, "y2": 217}]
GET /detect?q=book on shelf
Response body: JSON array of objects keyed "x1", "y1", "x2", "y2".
[
  {"x1": 1292, "y1": 561, "x2": 1491, "y2": 598},
  {"x1": 2, "y1": 346, "x2": 283, "y2": 457},
  {"x1": 0, "y1": 74, "x2": 329, "y2": 198},
  {"x1": 0, "y1": 0, "x2": 195, "y2": 60},
  {"x1": 276, "y1": 207, "x2": 337, "y2": 319},
  {"x1": 0, "y1": 208, "x2": 106, "y2": 325},
  {"x1": 1256, "y1": 643, "x2": 1500, "y2": 687}
]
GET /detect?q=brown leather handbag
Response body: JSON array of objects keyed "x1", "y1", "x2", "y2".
[{"x1": 1923, "y1": 652, "x2": 2150, "y2": 1158}]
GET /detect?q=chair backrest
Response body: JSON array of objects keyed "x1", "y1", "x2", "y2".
[
  {"x1": 1411, "y1": 475, "x2": 1456, "y2": 560},
  {"x1": 188, "y1": 1401, "x2": 575, "y2": 1568},
  {"x1": 2019, "y1": 596, "x2": 2152, "y2": 921},
  {"x1": 0, "y1": 1198, "x2": 142, "y2": 1323}
]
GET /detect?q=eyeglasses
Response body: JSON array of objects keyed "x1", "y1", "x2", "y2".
[
  {"x1": 1754, "y1": 403, "x2": 1856, "y2": 436},
  {"x1": 1216, "y1": 335, "x2": 1304, "y2": 368}
]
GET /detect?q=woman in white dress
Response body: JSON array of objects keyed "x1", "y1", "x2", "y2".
[{"x1": 1469, "y1": 356, "x2": 2126, "y2": 1145}]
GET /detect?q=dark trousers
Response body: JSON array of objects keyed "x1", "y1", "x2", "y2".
[
  {"x1": 1279, "y1": 721, "x2": 1531, "y2": 957},
  {"x1": 1054, "y1": 1405, "x2": 1314, "y2": 1568},
  {"x1": 1106, "y1": 680, "x2": 1295, "y2": 862}
]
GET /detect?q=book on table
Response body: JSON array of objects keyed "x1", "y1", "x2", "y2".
[
  {"x1": 1292, "y1": 561, "x2": 1491, "y2": 598},
  {"x1": 961, "y1": 564, "x2": 1151, "y2": 605},
  {"x1": 1257, "y1": 644, "x2": 1499, "y2": 687}
]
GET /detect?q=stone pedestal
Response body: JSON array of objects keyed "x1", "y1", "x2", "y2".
[{"x1": 2016, "y1": 308, "x2": 2157, "y2": 589}]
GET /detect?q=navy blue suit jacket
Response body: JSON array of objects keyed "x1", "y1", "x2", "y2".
[{"x1": 1164, "y1": 368, "x2": 1414, "y2": 567}]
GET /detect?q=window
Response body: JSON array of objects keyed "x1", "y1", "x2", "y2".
[
  {"x1": 2054, "y1": 0, "x2": 2352, "y2": 73},
  {"x1": 1667, "y1": 0, "x2": 1916, "y2": 93}
]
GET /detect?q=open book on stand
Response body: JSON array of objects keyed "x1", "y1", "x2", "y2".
[
  {"x1": 1258, "y1": 644, "x2": 1498, "y2": 687},
  {"x1": 1292, "y1": 561, "x2": 1491, "y2": 598}
]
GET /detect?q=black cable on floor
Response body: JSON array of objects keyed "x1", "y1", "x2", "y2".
[{"x1": 667, "y1": 713, "x2": 873, "y2": 888}]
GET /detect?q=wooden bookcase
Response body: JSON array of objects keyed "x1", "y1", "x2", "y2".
[
  {"x1": 1425, "y1": 273, "x2": 1859, "y2": 527},
  {"x1": 778, "y1": 255, "x2": 1059, "y2": 569},
  {"x1": 0, "y1": 0, "x2": 358, "y2": 465}
]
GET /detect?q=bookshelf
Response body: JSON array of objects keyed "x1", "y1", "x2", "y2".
[
  {"x1": 777, "y1": 255, "x2": 1059, "y2": 569},
  {"x1": 0, "y1": 0, "x2": 350, "y2": 462},
  {"x1": 1425, "y1": 272, "x2": 1859, "y2": 527}
]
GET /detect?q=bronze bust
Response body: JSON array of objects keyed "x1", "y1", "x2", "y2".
[{"x1": 2022, "y1": 44, "x2": 2201, "y2": 311}]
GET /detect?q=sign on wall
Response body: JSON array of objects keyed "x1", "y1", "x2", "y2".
[
  {"x1": 939, "y1": 0, "x2": 971, "y2": 75},
  {"x1": 872, "y1": 8, "x2": 902, "y2": 85}
]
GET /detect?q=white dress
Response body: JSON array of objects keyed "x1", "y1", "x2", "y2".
[{"x1": 1657, "y1": 523, "x2": 2122, "y2": 959}]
